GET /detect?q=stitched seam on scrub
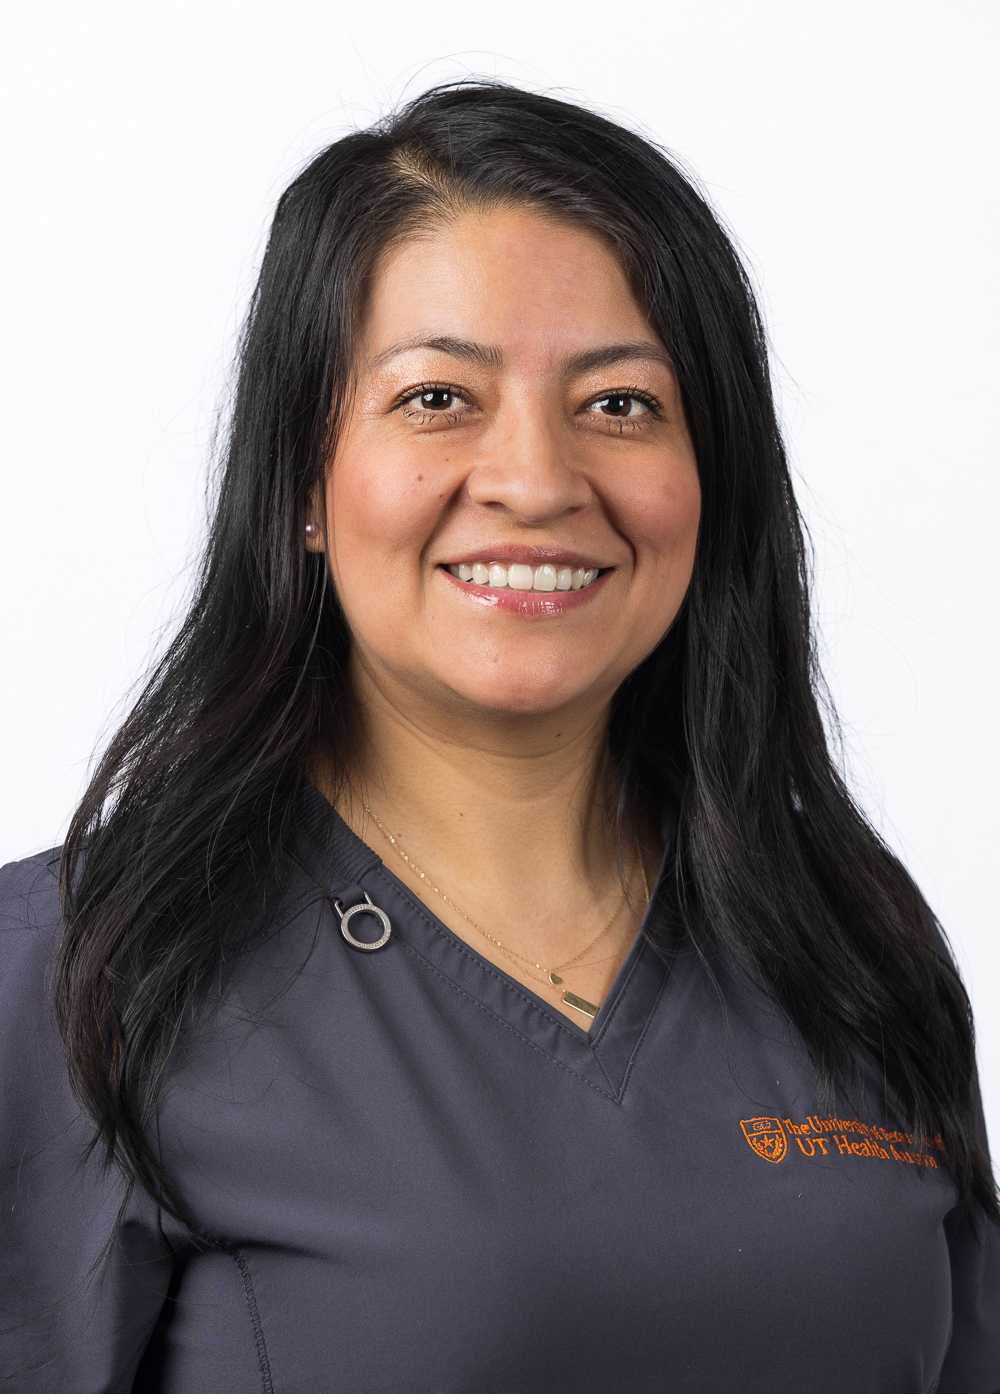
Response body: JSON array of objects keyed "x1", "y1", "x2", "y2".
[
  {"x1": 225, "y1": 1246, "x2": 274, "y2": 1394},
  {"x1": 370, "y1": 866, "x2": 604, "y2": 1041},
  {"x1": 591, "y1": 935, "x2": 647, "y2": 1046},
  {"x1": 615, "y1": 967, "x2": 670, "y2": 1104},
  {"x1": 373, "y1": 865, "x2": 663, "y2": 1097},
  {"x1": 389, "y1": 924, "x2": 625, "y2": 1104},
  {"x1": 587, "y1": 937, "x2": 654, "y2": 1099}
]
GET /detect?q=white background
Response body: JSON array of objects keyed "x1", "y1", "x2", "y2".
[{"x1": 2, "y1": 3, "x2": 997, "y2": 1129}]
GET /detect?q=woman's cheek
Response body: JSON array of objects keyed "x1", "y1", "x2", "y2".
[
  {"x1": 331, "y1": 444, "x2": 448, "y2": 556},
  {"x1": 620, "y1": 461, "x2": 701, "y2": 567}
]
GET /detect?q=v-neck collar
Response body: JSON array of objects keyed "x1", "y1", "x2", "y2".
[{"x1": 293, "y1": 779, "x2": 674, "y2": 1102}]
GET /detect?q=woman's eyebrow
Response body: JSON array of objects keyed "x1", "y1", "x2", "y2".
[
  {"x1": 562, "y1": 343, "x2": 673, "y2": 375},
  {"x1": 368, "y1": 336, "x2": 505, "y2": 371}
]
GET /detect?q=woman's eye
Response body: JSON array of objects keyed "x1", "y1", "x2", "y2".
[
  {"x1": 409, "y1": 388, "x2": 462, "y2": 412},
  {"x1": 396, "y1": 384, "x2": 477, "y2": 427},
  {"x1": 590, "y1": 392, "x2": 650, "y2": 418}
]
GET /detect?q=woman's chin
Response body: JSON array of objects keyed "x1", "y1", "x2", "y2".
[
  {"x1": 358, "y1": 634, "x2": 641, "y2": 727},
  {"x1": 431, "y1": 667, "x2": 616, "y2": 724}
]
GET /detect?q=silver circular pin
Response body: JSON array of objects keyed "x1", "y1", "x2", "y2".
[{"x1": 336, "y1": 893, "x2": 392, "y2": 952}]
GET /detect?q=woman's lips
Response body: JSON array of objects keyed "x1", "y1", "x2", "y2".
[
  {"x1": 438, "y1": 563, "x2": 610, "y2": 614},
  {"x1": 445, "y1": 560, "x2": 599, "y2": 593}
]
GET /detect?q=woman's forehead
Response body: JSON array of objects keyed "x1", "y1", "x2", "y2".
[{"x1": 358, "y1": 208, "x2": 655, "y2": 373}]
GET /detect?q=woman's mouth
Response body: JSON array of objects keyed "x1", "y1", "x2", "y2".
[{"x1": 445, "y1": 562, "x2": 601, "y2": 593}]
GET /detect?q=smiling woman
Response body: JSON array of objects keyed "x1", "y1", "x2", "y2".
[
  {"x1": 315, "y1": 211, "x2": 699, "y2": 730},
  {"x1": 1, "y1": 83, "x2": 997, "y2": 1392}
]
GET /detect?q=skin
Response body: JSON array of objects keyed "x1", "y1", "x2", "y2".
[{"x1": 310, "y1": 207, "x2": 700, "y2": 1027}]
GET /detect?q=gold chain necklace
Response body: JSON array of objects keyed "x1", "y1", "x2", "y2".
[{"x1": 362, "y1": 803, "x2": 650, "y2": 1021}]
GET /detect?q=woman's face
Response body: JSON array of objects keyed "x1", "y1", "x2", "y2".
[{"x1": 318, "y1": 208, "x2": 700, "y2": 724}]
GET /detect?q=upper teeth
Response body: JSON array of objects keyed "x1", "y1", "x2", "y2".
[{"x1": 447, "y1": 563, "x2": 600, "y2": 592}]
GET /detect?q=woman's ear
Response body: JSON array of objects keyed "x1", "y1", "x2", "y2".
[
  {"x1": 303, "y1": 486, "x2": 326, "y2": 552},
  {"x1": 304, "y1": 520, "x2": 325, "y2": 552}
]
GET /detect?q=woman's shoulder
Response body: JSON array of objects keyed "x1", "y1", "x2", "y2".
[
  {"x1": 1, "y1": 843, "x2": 61, "y2": 886},
  {"x1": 0, "y1": 845, "x2": 62, "y2": 930},
  {"x1": 0, "y1": 848, "x2": 78, "y2": 1185},
  {"x1": 0, "y1": 846, "x2": 63, "y2": 993}
]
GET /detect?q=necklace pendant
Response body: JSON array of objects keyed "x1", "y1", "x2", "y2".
[
  {"x1": 562, "y1": 991, "x2": 598, "y2": 1020},
  {"x1": 548, "y1": 972, "x2": 563, "y2": 985}
]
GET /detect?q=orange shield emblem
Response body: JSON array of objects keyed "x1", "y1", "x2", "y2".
[{"x1": 740, "y1": 1116, "x2": 787, "y2": 1163}]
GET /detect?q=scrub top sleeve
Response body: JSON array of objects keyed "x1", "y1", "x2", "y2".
[
  {"x1": 937, "y1": 1204, "x2": 1000, "y2": 1392},
  {"x1": 934, "y1": 1079, "x2": 1000, "y2": 1393},
  {"x1": 0, "y1": 851, "x2": 173, "y2": 1391},
  {"x1": 921, "y1": 910, "x2": 1000, "y2": 1387}
]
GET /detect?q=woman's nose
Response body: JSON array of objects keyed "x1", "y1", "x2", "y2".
[{"x1": 465, "y1": 410, "x2": 592, "y2": 523}]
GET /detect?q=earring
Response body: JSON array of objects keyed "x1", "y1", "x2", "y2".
[{"x1": 304, "y1": 522, "x2": 320, "y2": 538}]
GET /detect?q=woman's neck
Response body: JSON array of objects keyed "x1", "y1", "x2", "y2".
[
  {"x1": 346, "y1": 672, "x2": 617, "y2": 895},
  {"x1": 315, "y1": 656, "x2": 658, "y2": 1027}
]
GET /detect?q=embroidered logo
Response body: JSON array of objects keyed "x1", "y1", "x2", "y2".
[
  {"x1": 740, "y1": 1116, "x2": 787, "y2": 1163},
  {"x1": 739, "y1": 1114, "x2": 944, "y2": 1169}
]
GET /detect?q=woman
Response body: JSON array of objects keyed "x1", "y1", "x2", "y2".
[{"x1": 1, "y1": 82, "x2": 996, "y2": 1391}]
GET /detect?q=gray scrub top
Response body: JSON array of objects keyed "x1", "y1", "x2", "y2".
[{"x1": 2, "y1": 782, "x2": 998, "y2": 1392}]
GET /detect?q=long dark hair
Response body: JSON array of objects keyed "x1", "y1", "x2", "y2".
[{"x1": 56, "y1": 81, "x2": 996, "y2": 1225}]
